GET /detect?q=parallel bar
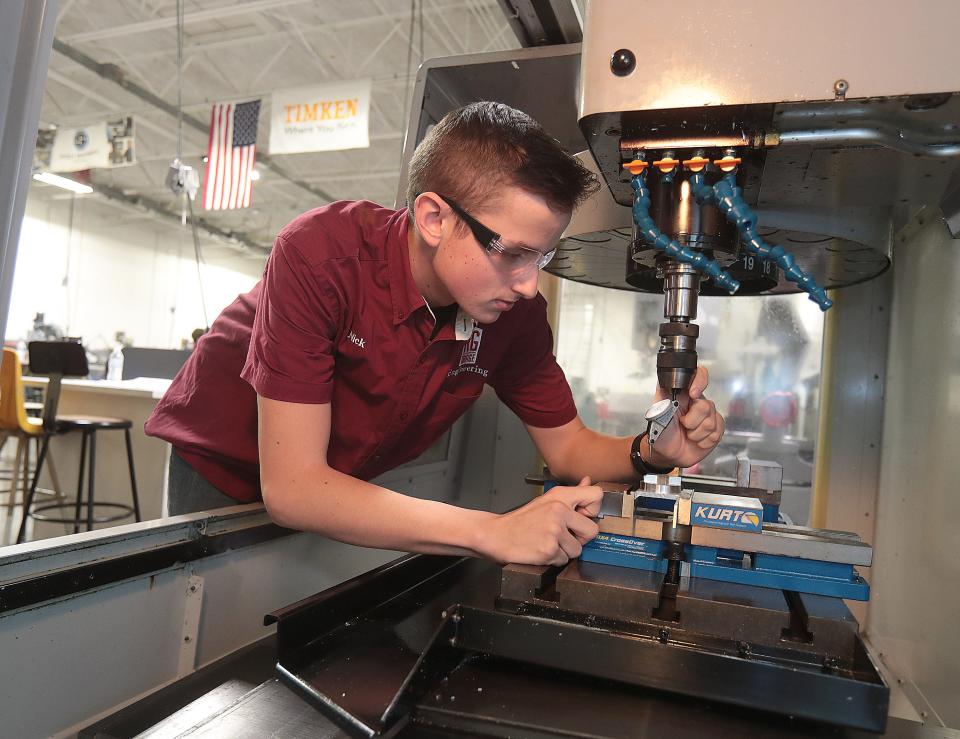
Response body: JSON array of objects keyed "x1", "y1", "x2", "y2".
[
  {"x1": 689, "y1": 546, "x2": 870, "y2": 601},
  {"x1": 691, "y1": 525, "x2": 873, "y2": 566},
  {"x1": 581, "y1": 534, "x2": 668, "y2": 572},
  {"x1": 681, "y1": 478, "x2": 782, "y2": 507}
]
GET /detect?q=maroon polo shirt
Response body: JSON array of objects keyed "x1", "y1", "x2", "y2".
[{"x1": 145, "y1": 200, "x2": 577, "y2": 502}]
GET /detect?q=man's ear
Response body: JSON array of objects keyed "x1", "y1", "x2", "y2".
[{"x1": 413, "y1": 192, "x2": 444, "y2": 249}]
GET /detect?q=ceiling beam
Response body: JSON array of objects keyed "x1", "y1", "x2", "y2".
[
  {"x1": 60, "y1": 0, "x2": 317, "y2": 44},
  {"x1": 91, "y1": 182, "x2": 270, "y2": 255},
  {"x1": 57, "y1": 0, "x2": 80, "y2": 22},
  {"x1": 248, "y1": 41, "x2": 291, "y2": 88},
  {"x1": 75, "y1": 2, "x2": 506, "y2": 65},
  {"x1": 47, "y1": 64, "x2": 419, "y2": 128},
  {"x1": 107, "y1": 130, "x2": 402, "y2": 167},
  {"x1": 44, "y1": 67, "x2": 186, "y2": 149},
  {"x1": 52, "y1": 38, "x2": 338, "y2": 203}
]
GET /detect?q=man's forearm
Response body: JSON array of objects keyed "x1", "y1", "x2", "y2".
[
  {"x1": 264, "y1": 465, "x2": 496, "y2": 556},
  {"x1": 547, "y1": 426, "x2": 671, "y2": 484}
]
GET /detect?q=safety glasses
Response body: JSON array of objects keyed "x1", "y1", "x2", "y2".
[{"x1": 438, "y1": 194, "x2": 556, "y2": 274}]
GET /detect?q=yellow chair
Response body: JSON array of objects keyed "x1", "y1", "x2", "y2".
[
  {"x1": 0, "y1": 348, "x2": 62, "y2": 515},
  {"x1": 16, "y1": 341, "x2": 140, "y2": 543}
]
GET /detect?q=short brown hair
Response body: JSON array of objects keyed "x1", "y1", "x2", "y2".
[{"x1": 406, "y1": 102, "x2": 598, "y2": 223}]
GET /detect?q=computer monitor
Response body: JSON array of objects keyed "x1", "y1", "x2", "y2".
[{"x1": 121, "y1": 347, "x2": 192, "y2": 380}]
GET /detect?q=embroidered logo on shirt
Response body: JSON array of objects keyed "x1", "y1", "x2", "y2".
[
  {"x1": 347, "y1": 330, "x2": 366, "y2": 349},
  {"x1": 459, "y1": 327, "x2": 483, "y2": 366},
  {"x1": 449, "y1": 323, "x2": 488, "y2": 378}
]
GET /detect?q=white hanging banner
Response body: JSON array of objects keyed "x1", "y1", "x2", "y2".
[
  {"x1": 48, "y1": 116, "x2": 135, "y2": 172},
  {"x1": 269, "y1": 79, "x2": 371, "y2": 154}
]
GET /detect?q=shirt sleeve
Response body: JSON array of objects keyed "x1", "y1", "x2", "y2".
[
  {"x1": 488, "y1": 295, "x2": 577, "y2": 428},
  {"x1": 240, "y1": 234, "x2": 341, "y2": 403}
]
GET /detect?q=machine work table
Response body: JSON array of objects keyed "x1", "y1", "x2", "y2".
[{"x1": 81, "y1": 555, "x2": 958, "y2": 739}]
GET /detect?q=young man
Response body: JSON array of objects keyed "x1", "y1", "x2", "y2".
[{"x1": 145, "y1": 102, "x2": 724, "y2": 567}]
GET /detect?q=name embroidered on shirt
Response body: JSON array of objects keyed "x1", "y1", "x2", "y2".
[{"x1": 348, "y1": 330, "x2": 366, "y2": 349}]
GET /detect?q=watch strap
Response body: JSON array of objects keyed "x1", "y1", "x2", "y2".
[{"x1": 630, "y1": 431, "x2": 675, "y2": 476}]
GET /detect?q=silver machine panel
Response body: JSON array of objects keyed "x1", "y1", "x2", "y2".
[{"x1": 561, "y1": 0, "x2": 960, "y2": 296}]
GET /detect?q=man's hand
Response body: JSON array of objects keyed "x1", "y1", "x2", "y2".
[
  {"x1": 648, "y1": 366, "x2": 725, "y2": 469},
  {"x1": 477, "y1": 477, "x2": 602, "y2": 567}
]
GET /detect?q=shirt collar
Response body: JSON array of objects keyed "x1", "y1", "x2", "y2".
[{"x1": 387, "y1": 210, "x2": 477, "y2": 340}]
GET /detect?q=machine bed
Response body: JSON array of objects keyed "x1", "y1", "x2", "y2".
[{"x1": 81, "y1": 554, "x2": 955, "y2": 739}]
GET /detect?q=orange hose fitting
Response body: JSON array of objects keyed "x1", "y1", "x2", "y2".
[
  {"x1": 713, "y1": 156, "x2": 742, "y2": 173},
  {"x1": 622, "y1": 159, "x2": 649, "y2": 175},
  {"x1": 652, "y1": 157, "x2": 680, "y2": 174},
  {"x1": 682, "y1": 156, "x2": 711, "y2": 173}
]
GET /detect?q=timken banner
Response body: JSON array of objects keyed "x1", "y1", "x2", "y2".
[{"x1": 268, "y1": 79, "x2": 372, "y2": 154}]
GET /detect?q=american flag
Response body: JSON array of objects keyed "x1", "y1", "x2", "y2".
[{"x1": 202, "y1": 99, "x2": 261, "y2": 210}]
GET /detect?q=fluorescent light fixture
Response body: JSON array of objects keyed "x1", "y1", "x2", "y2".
[
  {"x1": 250, "y1": 169, "x2": 261, "y2": 181},
  {"x1": 32, "y1": 172, "x2": 93, "y2": 194}
]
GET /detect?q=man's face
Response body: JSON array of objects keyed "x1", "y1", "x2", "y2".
[{"x1": 433, "y1": 187, "x2": 570, "y2": 324}]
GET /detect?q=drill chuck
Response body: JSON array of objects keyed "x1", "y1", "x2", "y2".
[
  {"x1": 658, "y1": 261, "x2": 701, "y2": 396},
  {"x1": 657, "y1": 321, "x2": 699, "y2": 396}
]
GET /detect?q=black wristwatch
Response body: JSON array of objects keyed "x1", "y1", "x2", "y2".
[{"x1": 630, "y1": 431, "x2": 675, "y2": 476}]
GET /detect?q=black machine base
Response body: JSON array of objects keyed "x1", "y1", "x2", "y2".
[{"x1": 263, "y1": 554, "x2": 893, "y2": 737}]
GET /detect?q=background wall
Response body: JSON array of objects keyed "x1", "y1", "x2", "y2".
[{"x1": 6, "y1": 193, "x2": 265, "y2": 350}]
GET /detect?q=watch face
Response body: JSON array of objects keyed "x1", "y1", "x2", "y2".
[{"x1": 645, "y1": 398, "x2": 674, "y2": 421}]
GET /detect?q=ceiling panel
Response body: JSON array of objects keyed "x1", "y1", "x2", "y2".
[{"x1": 32, "y1": 0, "x2": 523, "y2": 253}]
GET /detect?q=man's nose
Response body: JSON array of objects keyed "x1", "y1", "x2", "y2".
[{"x1": 510, "y1": 267, "x2": 539, "y2": 299}]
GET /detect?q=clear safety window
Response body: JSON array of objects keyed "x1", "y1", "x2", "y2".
[{"x1": 555, "y1": 280, "x2": 825, "y2": 525}]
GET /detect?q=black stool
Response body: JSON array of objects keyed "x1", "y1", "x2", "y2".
[{"x1": 17, "y1": 341, "x2": 141, "y2": 543}]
